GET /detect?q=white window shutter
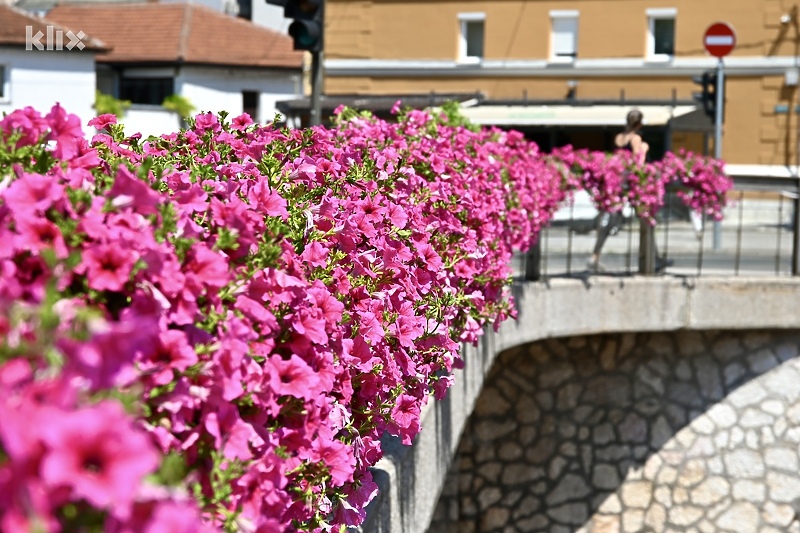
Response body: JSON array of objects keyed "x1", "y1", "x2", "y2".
[{"x1": 552, "y1": 17, "x2": 577, "y2": 58}]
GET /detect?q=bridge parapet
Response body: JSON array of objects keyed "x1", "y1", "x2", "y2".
[{"x1": 360, "y1": 277, "x2": 800, "y2": 533}]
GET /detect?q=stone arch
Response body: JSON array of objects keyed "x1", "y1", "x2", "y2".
[{"x1": 429, "y1": 329, "x2": 800, "y2": 533}]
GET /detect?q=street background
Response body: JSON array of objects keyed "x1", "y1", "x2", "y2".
[{"x1": 513, "y1": 191, "x2": 796, "y2": 278}]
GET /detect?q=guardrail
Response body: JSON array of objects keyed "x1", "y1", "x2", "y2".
[{"x1": 520, "y1": 175, "x2": 800, "y2": 280}]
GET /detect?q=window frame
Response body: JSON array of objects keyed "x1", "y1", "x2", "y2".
[
  {"x1": 457, "y1": 12, "x2": 486, "y2": 64},
  {"x1": 237, "y1": 0, "x2": 253, "y2": 20},
  {"x1": 646, "y1": 7, "x2": 677, "y2": 62},
  {"x1": 549, "y1": 9, "x2": 579, "y2": 64},
  {"x1": 118, "y1": 76, "x2": 174, "y2": 106},
  {"x1": 242, "y1": 90, "x2": 259, "y2": 122},
  {"x1": 0, "y1": 65, "x2": 8, "y2": 102}
]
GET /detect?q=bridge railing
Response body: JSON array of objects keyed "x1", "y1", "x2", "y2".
[{"x1": 519, "y1": 175, "x2": 800, "y2": 280}]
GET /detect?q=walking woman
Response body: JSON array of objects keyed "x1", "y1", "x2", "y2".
[{"x1": 587, "y1": 109, "x2": 648, "y2": 272}]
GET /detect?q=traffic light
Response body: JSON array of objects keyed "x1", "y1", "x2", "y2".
[
  {"x1": 266, "y1": 0, "x2": 323, "y2": 52},
  {"x1": 692, "y1": 70, "x2": 716, "y2": 119}
]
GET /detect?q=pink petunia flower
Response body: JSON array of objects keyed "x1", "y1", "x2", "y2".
[
  {"x1": 307, "y1": 283, "x2": 344, "y2": 325},
  {"x1": 333, "y1": 476, "x2": 380, "y2": 526},
  {"x1": 416, "y1": 242, "x2": 443, "y2": 271},
  {"x1": 40, "y1": 401, "x2": 160, "y2": 517},
  {"x1": 193, "y1": 112, "x2": 220, "y2": 133},
  {"x1": 311, "y1": 437, "x2": 355, "y2": 486},
  {"x1": 248, "y1": 180, "x2": 289, "y2": 219},
  {"x1": 204, "y1": 403, "x2": 264, "y2": 461},
  {"x1": 231, "y1": 113, "x2": 254, "y2": 130},
  {"x1": 13, "y1": 214, "x2": 69, "y2": 259},
  {"x1": 268, "y1": 354, "x2": 320, "y2": 401},
  {"x1": 386, "y1": 204, "x2": 409, "y2": 228},
  {"x1": 185, "y1": 244, "x2": 229, "y2": 290},
  {"x1": 67, "y1": 140, "x2": 101, "y2": 170},
  {"x1": 235, "y1": 295, "x2": 279, "y2": 333},
  {"x1": 141, "y1": 499, "x2": 211, "y2": 533},
  {"x1": 300, "y1": 241, "x2": 328, "y2": 268},
  {"x1": 88, "y1": 114, "x2": 117, "y2": 132},
  {"x1": 390, "y1": 394, "x2": 421, "y2": 443},
  {"x1": 139, "y1": 329, "x2": 198, "y2": 386},
  {"x1": 390, "y1": 314, "x2": 424, "y2": 349},
  {"x1": 172, "y1": 183, "x2": 208, "y2": 214},
  {"x1": 82, "y1": 243, "x2": 137, "y2": 292},
  {"x1": 0, "y1": 106, "x2": 49, "y2": 147},
  {"x1": 45, "y1": 103, "x2": 84, "y2": 161},
  {"x1": 108, "y1": 166, "x2": 162, "y2": 215},
  {"x1": 2, "y1": 171, "x2": 64, "y2": 215},
  {"x1": 291, "y1": 307, "x2": 328, "y2": 344},
  {"x1": 357, "y1": 311, "x2": 384, "y2": 343},
  {"x1": 354, "y1": 196, "x2": 386, "y2": 225}
]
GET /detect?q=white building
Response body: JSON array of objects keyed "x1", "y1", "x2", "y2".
[
  {"x1": 48, "y1": 2, "x2": 304, "y2": 138},
  {"x1": 247, "y1": 1, "x2": 289, "y2": 33},
  {"x1": 12, "y1": 0, "x2": 289, "y2": 35},
  {"x1": 0, "y1": 5, "x2": 104, "y2": 129}
]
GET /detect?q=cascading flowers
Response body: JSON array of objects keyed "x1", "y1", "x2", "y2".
[{"x1": 0, "y1": 103, "x2": 731, "y2": 533}]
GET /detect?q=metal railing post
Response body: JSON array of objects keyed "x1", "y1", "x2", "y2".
[
  {"x1": 524, "y1": 241, "x2": 542, "y2": 281},
  {"x1": 639, "y1": 220, "x2": 656, "y2": 275},
  {"x1": 793, "y1": 181, "x2": 800, "y2": 276}
]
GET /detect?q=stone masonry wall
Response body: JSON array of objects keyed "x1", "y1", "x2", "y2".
[{"x1": 429, "y1": 330, "x2": 800, "y2": 533}]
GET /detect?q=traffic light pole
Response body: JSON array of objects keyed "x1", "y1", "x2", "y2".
[
  {"x1": 266, "y1": 0, "x2": 324, "y2": 127},
  {"x1": 712, "y1": 58, "x2": 724, "y2": 250},
  {"x1": 310, "y1": 50, "x2": 323, "y2": 126},
  {"x1": 308, "y1": 0, "x2": 324, "y2": 127}
]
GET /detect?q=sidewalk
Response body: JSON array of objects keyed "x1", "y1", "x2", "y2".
[{"x1": 518, "y1": 215, "x2": 796, "y2": 278}]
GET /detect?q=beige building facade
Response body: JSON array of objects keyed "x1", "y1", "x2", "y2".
[{"x1": 321, "y1": 0, "x2": 800, "y2": 173}]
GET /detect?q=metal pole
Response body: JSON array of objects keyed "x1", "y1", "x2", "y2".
[
  {"x1": 713, "y1": 58, "x2": 724, "y2": 249},
  {"x1": 310, "y1": 50, "x2": 323, "y2": 126},
  {"x1": 524, "y1": 241, "x2": 541, "y2": 281},
  {"x1": 793, "y1": 181, "x2": 800, "y2": 275},
  {"x1": 309, "y1": 0, "x2": 325, "y2": 127},
  {"x1": 639, "y1": 220, "x2": 656, "y2": 275}
]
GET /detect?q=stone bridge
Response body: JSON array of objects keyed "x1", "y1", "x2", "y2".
[{"x1": 360, "y1": 276, "x2": 800, "y2": 533}]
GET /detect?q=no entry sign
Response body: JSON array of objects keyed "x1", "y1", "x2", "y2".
[{"x1": 704, "y1": 22, "x2": 736, "y2": 58}]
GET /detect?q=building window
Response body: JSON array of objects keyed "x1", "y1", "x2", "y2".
[
  {"x1": 458, "y1": 12, "x2": 485, "y2": 63},
  {"x1": 0, "y1": 66, "x2": 6, "y2": 100},
  {"x1": 550, "y1": 10, "x2": 579, "y2": 62},
  {"x1": 119, "y1": 77, "x2": 174, "y2": 105},
  {"x1": 647, "y1": 8, "x2": 676, "y2": 60},
  {"x1": 242, "y1": 90, "x2": 259, "y2": 121},
  {"x1": 237, "y1": 0, "x2": 252, "y2": 20}
]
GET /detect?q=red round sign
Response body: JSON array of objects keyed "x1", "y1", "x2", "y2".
[{"x1": 704, "y1": 22, "x2": 736, "y2": 58}]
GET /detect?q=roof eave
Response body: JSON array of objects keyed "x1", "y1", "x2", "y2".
[
  {"x1": 96, "y1": 58, "x2": 302, "y2": 71},
  {"x1": 0, "y1": 42, "x2": 106, "y2": 52}
]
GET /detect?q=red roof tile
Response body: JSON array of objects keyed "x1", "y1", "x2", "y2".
[
  {"x1": 47, "y1": 3, "x2": 303, "y2": 69},
  {"x1": 0, "y1": 4, "x2": 105, "y2": 50}
]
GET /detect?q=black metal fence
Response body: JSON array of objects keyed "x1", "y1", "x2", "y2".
[{"x1": 520, "y1": 175, "x2": 800, "y2": 280}]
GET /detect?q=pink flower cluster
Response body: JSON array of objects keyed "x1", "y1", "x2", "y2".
[
  {"x1": 551, "y1": 145, "x2": 732, "y2": 224},
  {"x1": 0, "y1": 104, "x2": 731, "y2": 532}
]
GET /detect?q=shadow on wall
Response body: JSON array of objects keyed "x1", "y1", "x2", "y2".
[{"x1": 429, "y1": 329, "x2": 800, "y2": 533}]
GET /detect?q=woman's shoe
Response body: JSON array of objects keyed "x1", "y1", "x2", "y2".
[
  {"x1": 587, "y1": 259, "x2": 607, "y2": 273},
  {"x1": 655, "y1": 257, "x2": 674, "y2": 272}
]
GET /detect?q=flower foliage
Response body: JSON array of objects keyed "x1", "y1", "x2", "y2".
[{"x1": 0, "y1": 104, "x2": 731, "y2": 532}]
